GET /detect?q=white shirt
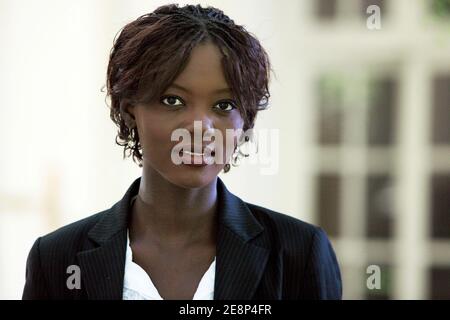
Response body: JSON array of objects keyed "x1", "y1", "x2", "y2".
[{"x1": 122, "y1": 197, "x2": 216, "y2": 300}]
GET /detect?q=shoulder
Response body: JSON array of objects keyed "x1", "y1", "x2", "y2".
[
  {"x1": 243, "y1": 201, "x2": 339, "y2": 273},
  {"x1": 245, "y1": 202, "x2": 342, "y2": 299},
  {"x1": 245, "y1": 201, "x2": 322, "y2": 250},
  {"x1": 35, "y1": 210, "x2": 107, "y2": 259},
  {"x1": 23, "y1": 210, "x2": 108, "y2": 299}
]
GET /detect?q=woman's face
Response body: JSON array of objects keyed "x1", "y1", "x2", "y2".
[{"x1": 128, "y1": 42, "x2": 245, "y2": 188}]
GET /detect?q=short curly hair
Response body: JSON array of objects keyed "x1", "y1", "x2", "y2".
[{"x1": 106, "y1": 3, "x2": 273, "y2": 166}]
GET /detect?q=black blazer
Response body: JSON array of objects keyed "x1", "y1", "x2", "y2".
[{"x1": 22, "y1": 177, "x2": 342, "y2": 300}]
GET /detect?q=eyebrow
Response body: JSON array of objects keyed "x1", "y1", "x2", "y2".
[{"x1": 168, "y1": 83, "x2": 232, "y2": 94}]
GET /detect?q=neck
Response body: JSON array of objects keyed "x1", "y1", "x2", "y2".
[{"x1": 130, "y1": 166, "x2": 218, "y2": 247}]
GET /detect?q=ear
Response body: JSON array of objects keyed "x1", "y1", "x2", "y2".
[{"x1": 120, "y1": 101, "x2": 136, "y2": 129}]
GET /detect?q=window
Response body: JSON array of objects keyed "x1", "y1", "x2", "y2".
[
  {"x1": 315, "y1": 0, "x2": 338, "y2": 20},
  {"x1": 308, "y1": 0, "x2": 449, "y2": 299},
  {"x1": 366, "y1": 175, "x2": 394, "y2": 238},
  {"x1": 432, "y1": 75, "x2": 450, "y2": 144},
  {"x1": 368, "y1": 77, "x2": 397, "y2": 146},
  {"x1": 431, "y1": 174, "x2": 450, "y2": 239},
  {"x1": 430, "y1": 267, "x2": 450, "y2": 299},
  {"x1": 430, "y1": 0, "x2": 450, "y2": 19},
  {"x1": 317, "y1": 76, "x2": 344, "y2": 145},
  {"x1": 317, "y1": 174, "x2": 341, "y2": 236}
]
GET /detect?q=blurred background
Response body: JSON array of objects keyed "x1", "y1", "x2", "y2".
[{"x1": 0, "y1": 0, "x2": 449, "y2": 299}]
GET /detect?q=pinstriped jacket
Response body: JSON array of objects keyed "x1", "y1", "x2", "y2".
[{"x1": 22, "y1": 177, "x2": 342, "y2": 300}]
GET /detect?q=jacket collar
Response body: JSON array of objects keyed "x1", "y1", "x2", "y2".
[{"x1": 77, "y1": 176, "x2": 269, "y2": 300}]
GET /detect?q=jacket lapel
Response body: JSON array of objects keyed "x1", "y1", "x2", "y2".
[
  {"x1": 214, "y1": 178, "x2": 269, "y2": 300},
  {"x1": 77, "y1": 230, "x2": 127, "y2": 299},
  {"x1": 76, "y1": 178, "x2": 140, "y2": 300}
]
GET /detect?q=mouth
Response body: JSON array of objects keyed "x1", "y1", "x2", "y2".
[{"x1": 179, "y1": 147, "x2": 216, "y2": 166}]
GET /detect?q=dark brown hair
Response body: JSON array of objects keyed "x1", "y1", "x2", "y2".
[{"x1": 106, "y1": 3, "x2": 273, "y2": 165}]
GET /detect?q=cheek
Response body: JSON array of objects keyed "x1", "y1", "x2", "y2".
[
  {"x1": 135, "y1": 113, "x2": 172, "y2": 156},
  {"x1": 230, "y1": 113, "x2": 245, "y2": 142},
  {"x1": 227, "y1": 111, "x2": 245, "y2": 131}
]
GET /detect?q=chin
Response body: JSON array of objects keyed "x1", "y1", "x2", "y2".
[{"x1": 163, "y1": 164, "x2": 220, "y2": 189}]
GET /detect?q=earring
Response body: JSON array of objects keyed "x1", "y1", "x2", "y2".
[
  {"x1": 231, "y1": 130, "x2": 257, "y2": 166},
  {"x1": 223, "y1": 130, "x2": 258, "y2": 173}
]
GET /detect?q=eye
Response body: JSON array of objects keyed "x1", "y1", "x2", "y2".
[
  {"x1": 213, "y1": 100, "x2": 236, "y2": 112},
  {"x1": 160, "y1": 95, "x2": 184, "y2": 107}
]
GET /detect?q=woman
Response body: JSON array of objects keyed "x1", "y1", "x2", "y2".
[{"x1": 22, "y1": 3, "x2": 342, "y2": 300}]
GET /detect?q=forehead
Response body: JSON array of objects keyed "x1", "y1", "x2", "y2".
[{"x1": 171, "y1": 42, "x2": 230, "y2": 93}]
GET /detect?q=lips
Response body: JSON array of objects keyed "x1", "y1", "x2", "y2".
[{"x1": 179, "y1": 145, "x2": 215, "y2": 166}]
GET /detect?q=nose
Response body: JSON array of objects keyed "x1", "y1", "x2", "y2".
[{"x1": 182, "y1": 106, "x2": 215, "y2": 136}]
